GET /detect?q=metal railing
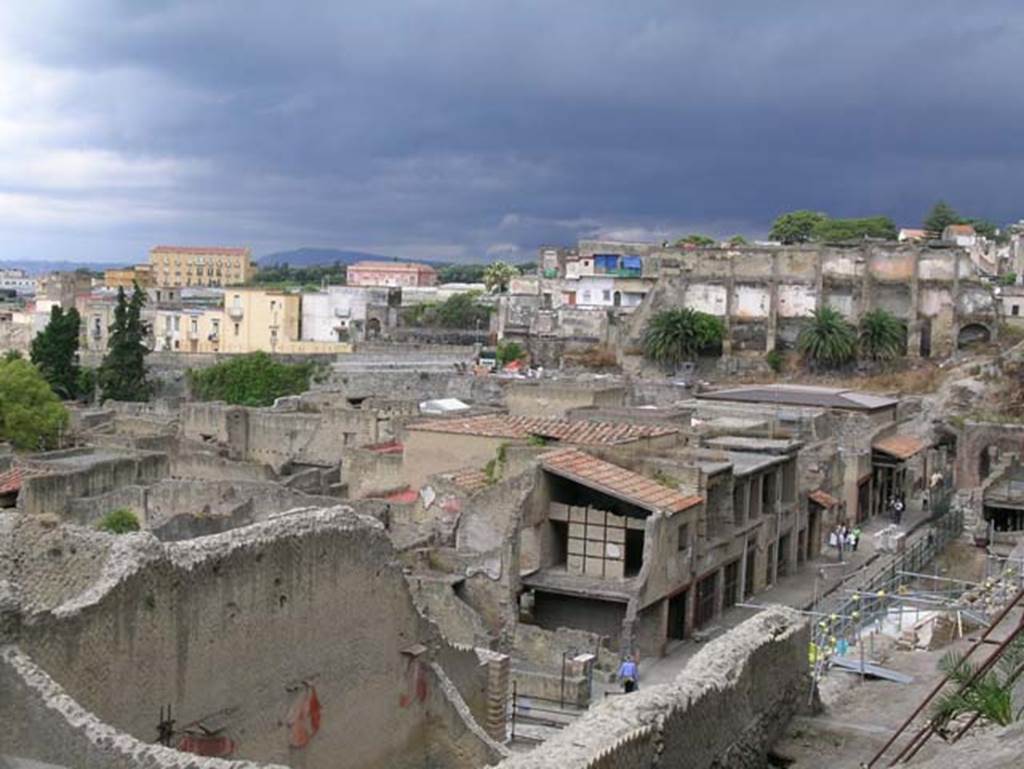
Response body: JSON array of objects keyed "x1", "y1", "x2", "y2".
[{"x1": 509, "y1": 681, "x2": 586, "y2": 742}]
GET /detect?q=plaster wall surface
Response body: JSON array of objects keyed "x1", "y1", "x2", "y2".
[{"x1": 3, "y1": 509, "x2": 502, "y2": 769}]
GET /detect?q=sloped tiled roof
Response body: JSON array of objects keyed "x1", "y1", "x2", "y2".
[
  {"x1": 408, "y1": 414, "x2": 676, "y2": 445},
  {"x1": 0, "y1": 465, "x2": 46, "y2": 495},
  {"x1": 540, "y1": 448, "x2": 701, "y2": 514},
  {"x1": 446, "y1": 468, "x2": 492, "y2": 493},
  {"x1": 873, "y1": 434, "x2": 928, "y2": 460},
  {"x1": 808, "y1": 489, "x2": 839, "y2": 508},
  {"x1": 944, "y1": 224, "x2": 977, "y2": 236}
]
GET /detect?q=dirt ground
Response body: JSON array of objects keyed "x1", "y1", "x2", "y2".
[
  {"x1": 774, "y1": 603, "x2": 1024, "y2": 768},
  {"x1": 773, "y1": 636, "x2": 968, "y2": 768}
]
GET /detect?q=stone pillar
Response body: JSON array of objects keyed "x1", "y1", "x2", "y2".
[
  {"x1": 724, "y1": 259, "x2": 735, "y2": 356},
  {"x1": 766, "y1": 252, "x2": 780, "y2": 352},
  {"x1": 907, "y1": 249, "x2": 922, "y2": 357},
  {"x1": 485, "y1": 652, "x2": 511, "y2": 743}
]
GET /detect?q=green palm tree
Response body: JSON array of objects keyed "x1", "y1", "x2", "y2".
[
  {"x1": 797, "y1": 306, "x2": 857, "y2": 370},
  {"x1": 931, "y1": 636, "x2": 1024, "y2": 731},
  {"x1": 643, "y1": 308, "x2": 724, "y2": 370},
  {"x1": 859, "y1": 309, "x2": 906, "y2": 362}
]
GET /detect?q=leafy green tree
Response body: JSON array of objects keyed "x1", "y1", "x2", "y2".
[
  {"x1": 3, "y1": 350, "x2": 23, "y2": 362},
  {"x1": 923, "y1": 201, "x2": 962, "y2": 237},
  {"x1": 858, "y1": 309, "x2": 906, "y2": 362},
  {"x1": 254, "y1": 261, "x2": 347, "y2": 287},
  {"x1": 30, "y1": 305, "x2": 82, "y2": 398},
  {"x1": 675, "y1": 234, "x2": 716, "y2": 247},
  {"x1": 931, "y1": 637, "x2": 1024, "y2": 731},
  {"x1": 643, "y1": 308, "x2": 725, "y2": 369},
  {"x1": 187, "y1": 352, "x2": 315, "y2": 406},
  {"x1": 769, "y1": 211, "x2": 828, "y2": 244},
  {"x1": 965, "y1": 218, "x2": 999, "y2": 240},
  {"x1": 813, "y1": 216, "x2": 898, "y2": 242},
  {"x1": 0, "y1": 357, "x2": 69, "y2": 449},
  {"x1": 727, "y1": 235, "x2": 748, "y2": 246},
  {"x1": 97, "y1": 508, "x2": 141, "y2": 534},
  {"x1": 797, "y1": 306, "x2": 857, "y2": 369},
  {"x1": 483, "y1": 261, "x2": 520, "y2": 294},
  {"x1": 437, "y1": 263, "x2": 487, "y2": 284},
  {"x1": 496, "y1": 340, "x2": 525, "y2": 366},
  {"x1": 435, "y1": 291, "x2": 491, "y2": 329},
  {"x1": 98, "y1": 283, "x2": 151, "y2": 402}
]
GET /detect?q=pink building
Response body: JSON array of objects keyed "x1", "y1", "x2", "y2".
[{"x1": 346, "y1": 261, "x2": 438, "y2": 288}]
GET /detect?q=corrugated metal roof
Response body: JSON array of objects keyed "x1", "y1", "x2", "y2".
[
  {"x1": 540, "y1": 448, "x2": 702, "y2": 514},
  {"x1": 697, "y1": 384, "x2": 897, "y2": 412},
  {"x1": 873, "y1": 434, "x2": 928, "y2": 460},
  {"x1": 408, "y1": 414, "x2": 677, "y2": 445}
]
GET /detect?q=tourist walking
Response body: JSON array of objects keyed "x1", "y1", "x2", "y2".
[{"x1": 618, "y1": 655, "x2": 639, "y2": 693}]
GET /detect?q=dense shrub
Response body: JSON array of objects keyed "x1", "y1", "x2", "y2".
[{"x1": 188, "y1": 352, "x2": 315, "y2": 407}]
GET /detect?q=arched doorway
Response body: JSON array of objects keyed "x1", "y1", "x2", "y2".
[
  {"x1": 366, "y1": 318, "x2": 382, "y2": 339},
  {"x1": 613, "y1": 291, "x2": 622, "y2": 307},
  {"x1": 958, "y1": 323, "x2": 991, "y2": 349}
]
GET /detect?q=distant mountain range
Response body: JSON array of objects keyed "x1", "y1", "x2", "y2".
[
  {"x1": 0, "y1": 259, "x2": 120, "y2": 275},
  {"x1": 256, "y1": 247, "x2": 444, "y2": 267}
]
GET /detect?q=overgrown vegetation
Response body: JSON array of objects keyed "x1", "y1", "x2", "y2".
[
  {"x1": 765, "y1": 349, "x2": 784, "y2": 373},
  {"x1": 188, "y1": 352, "x2": 315, "y2": 406},
  {"x1": 98, "y1": 283, "x2": 151, "y2": 402},
  {"x1": 0, "y1": 357, "x2": 69, "y2": 450},
  {"x1": 643, "y1": 308, "x2": 724, "y2": 369},
  {"x1": 923, "y1": 200, "x2": 1003, "y2": 242},
  {"x1": 97, "y1": 508, "x2": 141, "y2": 534},
  {"x1": 675, "y1": 234, "x2": 716, "y2": 247}
]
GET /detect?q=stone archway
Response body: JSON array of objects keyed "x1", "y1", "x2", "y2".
[{"x1": 957, "y1": 322, "x2": 992, "y2": 350}]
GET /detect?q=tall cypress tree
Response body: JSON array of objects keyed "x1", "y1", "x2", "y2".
[
  {"x1": 30, "y1": 304, "x2": 81, "y2": 399},
  {"x1": 98, "y1": 283, "x2": 151, "y2": 401}
]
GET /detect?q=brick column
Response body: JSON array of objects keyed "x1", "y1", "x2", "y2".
[{"x1": 485, "y1": 652, "x2": 511, "y2": 742}]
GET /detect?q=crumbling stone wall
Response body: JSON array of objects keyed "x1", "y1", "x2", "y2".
[
  {"x1": 494, "y1": 606, "x2": 809, "y2": 769},
  {"x1": 18, "y1": 449, "x2": 171, "y2": 516},
  {"x1": 3, "y1": 508, "x2": 504, "y2": 769}
]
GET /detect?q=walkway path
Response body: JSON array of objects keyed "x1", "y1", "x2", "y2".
[{"x1": 634, "y1": 502, "x2": 940, "y2": 688}]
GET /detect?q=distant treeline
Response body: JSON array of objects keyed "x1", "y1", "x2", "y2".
[{"x1": 252, "y1": 260, "x2": 537, "y2": 287}]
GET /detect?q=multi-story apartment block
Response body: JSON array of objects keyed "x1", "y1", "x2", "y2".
[
  {"x1": 0, "y1": 269, "x2": 37, "y2": 296},
  {"x1": 219, "y1": 288, "x2": 299, "y2": 354},
  {"x1": 149, "y1": 246, "x2": 254, "y2": 288},
  {"x1": 346, "y1": 261, "x2": 437, "y2": 288}
]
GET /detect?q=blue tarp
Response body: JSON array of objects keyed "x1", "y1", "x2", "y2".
[
  {"x1": 594, "y1": 254, "x2": 620, "y2": 272},
  {"x1": 621, "y1": 256, "x2": 642, "y2": 271}
]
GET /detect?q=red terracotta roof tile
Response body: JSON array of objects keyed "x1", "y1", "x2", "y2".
[
  {"x1": 540, "y1": 448, "x2": 702, "y2": 514},
  {"x1": 873, "y1": 434, "x2": 928, "y2": 460},
  {"x1": 0, "y1": 466, "x2": 46, "y2": 495},
  {"x1": 808, "y1": 489, "x2": 839, "y2": 508},
  {"x1": 446, "y1": 468, "x2": 491, "y2": 493}
]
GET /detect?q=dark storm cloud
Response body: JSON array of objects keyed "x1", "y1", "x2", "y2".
[{"x1": 2, "y1": 0, "x2": 1023, "y2": 262}]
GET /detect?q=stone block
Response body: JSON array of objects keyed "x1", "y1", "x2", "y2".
[
  {"x1": 569, "y1": 507, "x2": 586, "y2": 523},
  {"x1": 606, "y1": 526, "x2": 625, "y2": 544},
  {"x1": 586, "y1": 508, "x2": 606, "y2": 525},
  {"x1": 604, "y1": 559, "x2": 624, "y2": 580},
  {"x1": 569, "y1": 522, "x2": 585, "y2": 539},
  {"x1": 549, "y1": 502, "x2": 569, "y2": 521},
  {"x1": 585, "y1": 523, "x2": 606, "y2": 541},
  {"x1": 585, "y1": 540, "x2": 604, "y2": 557},
  {"x1": 584, "y1": 557, "x2": 604, "y2": 576},
  {"x1": 567, "y1": 538, "x2": 585, "y2": 555},
  {"x1": 567, "y1": 554, "x2": 584, "y2": 574}
]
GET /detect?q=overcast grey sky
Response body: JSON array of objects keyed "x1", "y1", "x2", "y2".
[{"x1": 1, "y1": 1, "x2": 1022, "y2": 263}]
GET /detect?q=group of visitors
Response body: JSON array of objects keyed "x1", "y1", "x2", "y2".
[{"x1": 828, "y1": 523, "x2": 860, "y2": 562}]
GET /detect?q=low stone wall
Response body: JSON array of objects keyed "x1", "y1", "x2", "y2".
[{"x1": 495, "y1": 606, "x2": 809, "y2": 769}]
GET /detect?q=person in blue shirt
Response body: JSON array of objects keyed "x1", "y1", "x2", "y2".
[{"x1": 618, "y1": 655, "x2": 639, "y2": 693}]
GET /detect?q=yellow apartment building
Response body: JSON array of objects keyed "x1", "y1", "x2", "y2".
[
  {"x1": 149, "y1": 246, "x2": 254, "y2": 287},
  {"x1": 218, "y1": 288, "x2": 349, "y2": 354}
]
